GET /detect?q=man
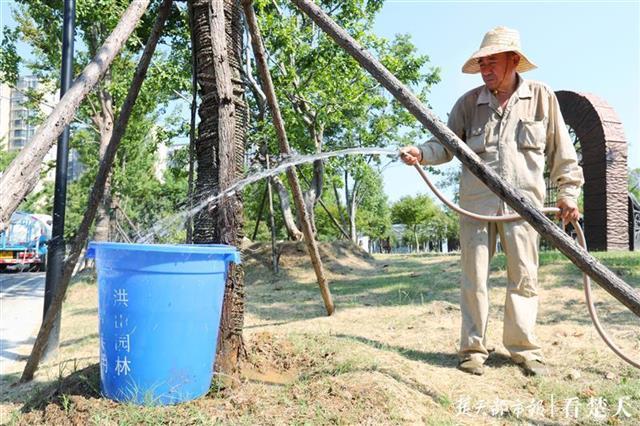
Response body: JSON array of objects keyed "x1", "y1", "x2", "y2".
[{"x1": 400, "y1": 26, "x2": 583, "y2": 376}]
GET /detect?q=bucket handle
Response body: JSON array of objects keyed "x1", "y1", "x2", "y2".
[
  {"x1": 86, "y1": 243, "x2": 96, "y2": 259},
  {"x1": 226, "y1": 251, "x2": 241, "y2": 264}
]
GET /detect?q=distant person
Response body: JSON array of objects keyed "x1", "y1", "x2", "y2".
[{"x1": 400, "y1": 26, "x2": 583, "y2": 376}]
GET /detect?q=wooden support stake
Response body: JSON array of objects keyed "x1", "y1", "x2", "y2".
[
  {"x1": 243, "y1": 0, "x2": 334, "y2": 315},
  {"x1": 19, "y1": 0, "x2": 173, "y2": 383},
  {"x1": 292, "y1": 0, "x2": 640, "y2": 317},
  {"x1": 0, "y1": 0, "x2": 152, "y2": 232}
]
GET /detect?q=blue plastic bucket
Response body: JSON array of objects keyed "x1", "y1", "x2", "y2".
[{"x1": 87, "y1": 242, "x2": 240, "y2": 405}]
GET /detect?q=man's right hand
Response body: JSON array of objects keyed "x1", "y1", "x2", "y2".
[{"x1": 399, "y1": 146, "x2": 422, "y2": 166}]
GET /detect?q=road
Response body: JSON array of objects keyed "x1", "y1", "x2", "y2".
[{"x1": 0, "y1": 271, "x2": 45, "y2": 375}]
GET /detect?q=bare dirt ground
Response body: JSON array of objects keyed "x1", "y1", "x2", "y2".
[{"x1": 1, "y1": 241, "x2": 638, "y2": 425}]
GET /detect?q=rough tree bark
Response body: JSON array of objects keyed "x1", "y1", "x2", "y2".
[
  {"x1": 20, "y1": 0, "x2": 172, "y2": 382},
  {"x1": 292, "y1": 0, "x2": 640, "y2": 317},
  {"x1": 0, "y1": 0, "x2": 151, "y2": 232},
  {"x1": 190, "y1": 0, "x2": 247, "y2": 379}
]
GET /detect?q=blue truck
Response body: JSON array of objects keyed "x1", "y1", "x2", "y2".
[{"x1": 0, "y1": 212, "x2": 52, "y2": 272}]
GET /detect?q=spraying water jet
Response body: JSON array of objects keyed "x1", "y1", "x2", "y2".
[{"x1": 136, "y1": 147, "x2": 397, "y2": 243}]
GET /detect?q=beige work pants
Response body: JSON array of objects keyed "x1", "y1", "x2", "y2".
[{"x1": 458, "y1": 217, "x2": 543, "y2": 364}]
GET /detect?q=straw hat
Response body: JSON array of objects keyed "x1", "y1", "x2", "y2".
[{"x1": 461, "y1": 26, "x2": 537, "y2": 74}]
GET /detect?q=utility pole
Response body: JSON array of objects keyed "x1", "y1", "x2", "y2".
[{"x1": 43, "y1": 0, "x2": 76, "y2": 358}]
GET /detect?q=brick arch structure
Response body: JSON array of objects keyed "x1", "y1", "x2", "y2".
[{"x1": 555, "y1": 91, "x2": 628, "y2": 251}]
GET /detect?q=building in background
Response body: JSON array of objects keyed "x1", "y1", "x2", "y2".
[
  {"x1": 154, "y1": 141, "x2": 187, "y2": 182},
  {"x1": 0, "y1": 84, "x2": 11, "y2": 149},
  {"x1": 0, "y1": 75, "x2": 82, "y2": 180},
  {"x1": 7, "y1": 76, "x2": 41, "y2": 151}
]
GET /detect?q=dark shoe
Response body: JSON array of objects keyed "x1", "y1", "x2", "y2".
[
  {"x1": 518, "y1": 359, "x2": 549, "y2": 377},
  {"x1": 457, "y1": 358, "x2": 485, "y2": 376}
]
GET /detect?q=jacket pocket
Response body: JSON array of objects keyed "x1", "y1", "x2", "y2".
[
  {"x1": 517, "y1": 119, "x2": 546, "y2": 150},
  {"x1": 466, "y1": 127, "x2": 486, "y2": 154}
]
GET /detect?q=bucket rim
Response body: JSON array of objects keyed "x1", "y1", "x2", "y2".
[{"x1": 87, "y1": 241, "x2": 241, "y2": 263}]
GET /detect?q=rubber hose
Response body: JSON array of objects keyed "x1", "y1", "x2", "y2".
[{"x1": 413, "y1": 164, "x2": 639, "y2": 369}]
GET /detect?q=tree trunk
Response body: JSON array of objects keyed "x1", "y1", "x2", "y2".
[
  {"x1": 348, "y1": 186, "x2": 358, "y2": 242},
  {"x1": 344, "y1": 171, "x2": 357, "y2": 242},
  {"x1": 266, "y1": 177, "x2": 279, "y2": 273},
  {"x1": 93, "y1": 84, "x2": 115, "y2": 242},
  {"x1": 301, "y1": 127, "x2": 324, "y2": 236},
  {"x1": 0, "y1": 0, "x2": 151, "y2": 232},
  {"x1": 293, "y1": 0, "x2": 640, "y2": 316},
  {"x1": 272, "y1": 175, "x2": 303, "y2": 240},
  {"x1": 332, "y1": 182, "x2": 348, "y2": 230},
  {"x1": 347, "y1": 177, "x2": 359, "y2": 242},
  {"x1": 190, "y1": 0, "x2": 246, "y2": 380}
]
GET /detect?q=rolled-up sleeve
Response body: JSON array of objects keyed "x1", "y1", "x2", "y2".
[
  {"x1": 545, "y1": 90, "x2": 584, "y2": 203},
  {"x1": 418, "y1": 100, "x2": 462, "y2": 166}
]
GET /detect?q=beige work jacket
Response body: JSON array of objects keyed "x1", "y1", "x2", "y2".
[{"x1": 419, "y1": 76, "x2": 584, "y2": 215}]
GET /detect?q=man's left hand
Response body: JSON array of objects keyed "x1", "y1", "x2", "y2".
[{"x1": 556, "y1": 198, "x2": 580, "y2": 224}]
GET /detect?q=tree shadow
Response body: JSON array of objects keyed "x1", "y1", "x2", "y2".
[
  {"x1": 333, "y1": 334, "x2": 518, "y2": 372},
  {"x1": 20, "y1": 363, "x2": 101, "y2": 413},
  {"x1": 245, "y1": 249, "x2": 639, "y2": 331},
  {"x1": 539, "y1": 297, "x2": 640, "y2": 327},
  {"x1": 0, "y1": 273, "x2": 45, "y2": 299},
  {"x1": 0, "y1": 337, "x2": 35, "y2": 364},
  {"x1": 60, "y1": 333, "x2": 100, "y2": 348},
  {"x1": 334, "y1": 333, "x2": 458, "y2": 368},
  {"x1": 245, "y1": 255, "x2": 461, "y2": 323},
  {"x1": 0, "y1": 361, "x2": 100, "y2": 412},
  {"x1": 68, "y1": 307, "x2": 98, "y2": 317}
]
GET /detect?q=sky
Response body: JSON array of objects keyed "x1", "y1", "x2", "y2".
[
  {"x1": 373, "y1": 0, "x2": 640, "y2": 202},
  {"x1": 2, "y1": 0, "x2": 639, "y2": 205}
]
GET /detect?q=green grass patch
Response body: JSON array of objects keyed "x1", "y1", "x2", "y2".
[{"x1": 491, "y1": 250, "x2": 640, "y2": 283}]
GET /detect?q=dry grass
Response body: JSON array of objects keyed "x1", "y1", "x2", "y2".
[{"x1": 1, "y1": 243, "x2": 638, "y2": 425}]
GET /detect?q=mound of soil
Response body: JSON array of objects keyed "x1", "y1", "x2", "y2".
[
  {"x1": 12, "y1": 333, "x2": 338, "y2": 425},
  {"x1": 16, "y1": 364, "x2": 104, "y2": 425},
  {"x1": 243, "y1": 240, "x2": 378, "y2": 278},
  {"x1": 241, "y1": 331, "x2": 319, "y2": 385}
]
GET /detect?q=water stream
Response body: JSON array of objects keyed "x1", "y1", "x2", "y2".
[{"x1": 136, "y1": 146, "x2": 398, "y2": 243}]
